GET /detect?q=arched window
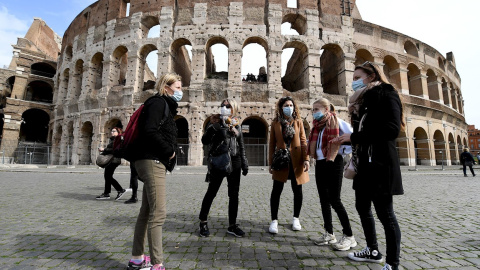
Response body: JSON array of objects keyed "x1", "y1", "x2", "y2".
[
  {"x1": 441, "y1": 78, "x2": 450, "y2": 106},
  {"x1": 79, "y1": 121, "x2": 93, "y2": 165},
  {"x1": 433, "y1": 130, "x2": 446, "y2": 165},
  {"x1": 450, "y1": 83, "x2": 458, "y2": 110},
  {"x1": 139, "y1": 44, "x2": 158, "y2": 91},
  {"x1": 111, "y1": 46, "x2": 128, "y2": 86},
  {"x1": 72, "y1": 59, "x2": 84, "y2": 98},
  {"x1": 241, "y1": 117, "x2": 268, "y2": 166},
  {"x1": 141, "y1": 15, "x2": 160, "y2": 38},
  {"x1": 31, "y1": 63, "x2": 56, "y2": 78},
  {"x1": 404, "y1": 41, "x2": 418, "y2": 57},
  {"x1": 206, "y1": 37, "x2": 229, "y2": 79},
  {"x1": 25, "y1": 81, "x2": 53, "y2": 103},
  {"x1": 242, "y1": 37, "x2": 268, "y2": 83},
  {"x1": 281, "y1": 14, "x2": 306, "y2": 35},
  {"x1": 413, "y1": 127, "x2": 429, "y2": 165},
  {"x1": 282, "y1": 41, "x2": 308, "y2": 92},
  {"x1": 438, "y1": 57, "x2": 445, "y2": 71},
  {"x1": 383, "y1": 55, "x2": 401, "y2": 90},
  {"x1": 426, "y1": 69, "x2": 440, "y2": 101},
  {"x1": 91, "y1": 53, "x2": 104, "y2": 90},
  {"x1": 64, "y1": 45, "x2": 73, "y2": 62},
  {"x1": 19, "y1": 109, "x2": 50, "y2": 143},
  {"x1": 407, "y1": 63, "x2": 423, "y2": 97},
  {"x1": 320, "y1": 44, "x2": 345, "y2": 95},
  {"x1": 171, "y1": 38, "x2": 192, "y2": 87},
  {"x1": 354, "y1": 49, "x2": 374, "y2": 66}
]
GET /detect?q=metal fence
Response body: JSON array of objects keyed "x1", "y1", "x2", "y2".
[{"x1": 0, "y1": 140, "x2": 471, "y2": 166}]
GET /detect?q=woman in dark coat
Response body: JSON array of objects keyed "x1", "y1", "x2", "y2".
[
  {"x1": 96, "y1": 127, "x2": 126, "y2": 200},
  {"x1": 460, "y1": 148, "x2": 476, "y2": 177},
  {"x1": 334, "y1": 61, "x2": 404, "y2": 270},
  {"x1": 198, "y1": 99, "x2": 249, "y2": 238}
]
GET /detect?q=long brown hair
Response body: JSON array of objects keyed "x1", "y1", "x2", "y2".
[
  {"x1": 355, "y1": 61, "x2": 406, "y2": 130},
  {"x1": 112, "y1": 127, "x2": 123, "y2": 135},
  {"x1": 275, "y1": 96, "x2": 300, "y2": 121}
]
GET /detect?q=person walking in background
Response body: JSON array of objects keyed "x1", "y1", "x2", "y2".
[
  {"x1": 198, "y1": 99, "x2": 249, "y2": 238},
  {"x1": 125, "y1": 163, "x2": 140, "y2": 204},
  {"x1": 126, "y1": 73, "x2": 182, "y2": 270},
  {"x1": 268, "y1": 96, "x2": 309, "y2": 234},
  {"x1": 309, "y1": 98, "x2": 357, "y2": 251},
  {"x1": 476, "y1": 153, "x2": 480, "y2": 165},
  {"x1": 96, "y1": 127, "x2": 127, "y2": 200},
  {"x1": 333, "y1": 61, "x2": 404, "y2": 270},
  {"x1": 460, "y1": 148, "x2": 476, "y2": 177}
]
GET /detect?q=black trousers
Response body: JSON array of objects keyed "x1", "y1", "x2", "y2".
[
  {"x1": 355, "y1": 190, "x2": 401, "y2": 267},
  {"x1": 315, "y1": 155, "x2": 353, "y2": 236},
  {"x1": 463, "y1": 164, "x2": 475, "y2": 176},
  {"x1": 103, "y1": 163, "x2": 123, "y2": 194},
  {"x1": 199, "y1": 167, "x2": 241, "y2": 225},
  {"x1": 270, "y1": 162, "x2": 303, "y2": 220},
  {"x1": 129, "y1": 162, "x2": 139, "y2": 197}
]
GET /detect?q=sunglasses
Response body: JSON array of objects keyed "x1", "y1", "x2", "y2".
[
  {"x1": 221, "y1": 104, "x2": 232, "y2": 109},
  {"x1": 360, "y1": 61, "x2": 379, "y2": 76}
]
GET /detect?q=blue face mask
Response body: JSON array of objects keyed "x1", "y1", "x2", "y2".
[
  {"x1": 283, "y1": 107, "x2": 294, "y2": 118},
  {"x1": 172, "y1": 90, "x2": 183, "y2": 102},
  {"x1": 313, "y1": 111, "x2": 324, "y2": 121},
  {"x1": 352, "y1": 79, "x2": 366, "y2": 91}
]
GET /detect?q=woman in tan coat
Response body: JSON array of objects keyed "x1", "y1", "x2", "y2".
[{"x1": 268, "y1": 96, "x2": 310, "y2": 234}]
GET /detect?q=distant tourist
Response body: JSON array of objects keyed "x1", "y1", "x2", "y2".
[
  {"x1": 332, "y1": 61, "x2": 404, "y2": 270},
  {"x1": 96, "y1": 127, "x2": 127, "y2": 201},
  {"x1": 126, "y1": 73, "x2": 182, "y2": 270},
  {"x1": 460, "y1": 148, "x2": 476, "y2": 177},
  {"x1": 124, "y1": 163, "x2": 140, "y2": 204},
  {"x1": 268, "y1": 96, "x2": 309, "y2": 234},
  {"x1": 309, "y1": 98, "x2": 357, "y2": 251},
  {"x1": 198, "y1": 99, "x2": 249, "y2": 238}
]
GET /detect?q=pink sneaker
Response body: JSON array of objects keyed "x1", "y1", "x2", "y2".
[{"x1": 151, "y1": 264, "x2": 165, "y2": 270}]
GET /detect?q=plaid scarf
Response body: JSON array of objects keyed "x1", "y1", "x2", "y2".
[{"x1": 308, "y1": 112, "x2": 340, "y2": 161}]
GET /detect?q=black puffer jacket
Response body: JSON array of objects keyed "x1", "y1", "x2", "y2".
[
  {"x1": 134, "y1": 94, "x2": 178, "y2": 168},
  {"x1": 460, "y1": 151, "x2": 474, "y2": 164},
  {"x1": 102, "y1": 136, "x2": 121, "y2": 164},
  {"x1": 202, "y1": 118, "x2": 248, "y2": 171},
  {"x1": 350, "y1": 83, "x2": 404, "y2": 196}
]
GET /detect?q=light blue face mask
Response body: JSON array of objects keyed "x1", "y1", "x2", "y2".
[
  {"x1": 283, "y1": 106, "x2": 294, "y2": 117},
  {"x1": 352, "y1": 79, "x2": 367, "y2": 91},
  {"x1": 172, "y1": 90, "x2": 183, "y2": 102},
  {"x1": 313, "y1": 111, "x2": 324, "y2": 121}
]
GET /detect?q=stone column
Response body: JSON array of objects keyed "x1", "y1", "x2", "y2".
[
  {"x1": 267, "y1": 49, "x2": 283, "y2": 102},
  {"x1": 188, "y1": 105, "x2": 204, "y2": 166},
  {"x1": 397, "y1": 64, "x2": 410, "y2": 95},
  {"x1": 10, "y1": 75, "x2": 28, "y2": 100},
  {"x1": 429, "y1": 79, "x2": 444, "y2": 103},
  {"x1": 419, "y1": 70, "x2": 429, "y2": 99},
  {"x1": 442, "y1": 84, "x2": 452, "y2": 107},
  {"x1": 307, "y1": 51, "x2": 322, "y2": 103}
]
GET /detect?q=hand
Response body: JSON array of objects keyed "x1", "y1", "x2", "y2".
[
  {"x1": 269, "y1": 167, "x2": 273, "y2": 174},
  {"x1": 169, "y1": 152, "x2": 176, "y2": 160},
  {"x1": 303, "y1": 161, "x2": 310, "y2": 172},
  {"x1": 242, "y1": 168, "x2": 248, "y2": 176},
  {"x1": 98, "y1": 147, "x2": 104, "y2": 152},
  {"x1": 331, "y1": 134, "x2": 351, "y2": 144}
]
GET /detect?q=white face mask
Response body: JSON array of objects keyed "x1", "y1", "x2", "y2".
[{"x1": 220, "y1": 106, "x2": 231, "y2": 116}]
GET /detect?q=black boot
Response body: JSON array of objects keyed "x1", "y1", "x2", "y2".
[{"x1": 125, "y1": 195, "x2": 138, "y2": 204}]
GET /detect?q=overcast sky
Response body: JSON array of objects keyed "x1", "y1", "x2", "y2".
[{"x1": 0, "y1": 0, "x2": 478, "y2": 126}]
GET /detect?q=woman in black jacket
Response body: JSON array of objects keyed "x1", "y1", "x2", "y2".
[
  {"x1": 460, "y1": 148, "x2": 476, "y2": 177},
  {"x1": 333, "y1": 61, "x2": 404, "y2": 270},
  {"x1": 126, "y1": 73, "x2": 182, "y2": 270},
  {"x1": 96, "y1": 127, "x2": 127, "y2": 200},
  {"x1": 198, "y1": 99, "x2": 249, "y2": 238}
]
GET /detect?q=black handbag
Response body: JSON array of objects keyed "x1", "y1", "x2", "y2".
[
  {"x1": 208, "y1": 152, "x2": 233, "y2": 174},
  {"x1": 96, "y1": 154, "x2": 113, "y2": 168},
  {"x1": 271, "y1": 148, "x2": 290, "y2": 171}
]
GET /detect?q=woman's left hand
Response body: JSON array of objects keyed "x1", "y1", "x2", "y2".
[{"x1": 303, "y1": 161, "x2": 310, "y2": 172}]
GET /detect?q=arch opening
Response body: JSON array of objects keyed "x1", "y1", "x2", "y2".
[
  {"x1": 25, "y1": 81, "x2": 53, "y2": 103},
  {"x1": 242, "y1": 117, "x2": 268, "y2": 166},
  {"x1": 282, "y1": 41, "x2": 308, "y2": 92},
  {"x1": 111, "y1": 46, "x2": 128, "y2": 86},
  {"x1": 72, "y1": 59, "x2": 84, "y2": 98},
  {"x1": 413, "y1": 127, "x2": 429, "y2": 165},
  {"x1": 206, "y1": 39, "x2": 229, "y2": 80},
  {"x1": 404, "y1": 41, "x2": 418, "y2": 57},
  {"x1": 31, "y1": 63, "x2": 56, "y2": 78},
  {"x1": 171, "y1": 38, "x2": 192, "y2": 87},
  {"x1": 281, "y1": 14, "x2": 306, "y2": 35},
  {"x1": 139, "y1": 44, "x2": 158, "y2": 91},
  {"x1": 242, "y1": 38, "x2": 268, "y2": 82},
  {"x1": 79, "y1": 121, "x2": 93, "y2": 165},
  {"x1": 175, "y1": 117, "x2": 189, "y2": 165},
  {"x1": 91, "y1": 53, "x2": 104, "y2": 90},
  {"x1": 426, "y1": 69, "x2": 440, "y2": 101},
  {"x1": 433, "y1": 130, "x2": 446, "y2": 165},
  {"x1": 407, "y1": 63, "x2": 423, "y2": 97},
  {"x1": 383, "y1": 55, "x2": 401, "y2": 90},
  {"x1": 320, "y1": 44, "x2": 345, "y2": 95},
  {"x1": 354, "y1": 49, "x2": 374, "y2": 66},
  {"x1": 19, "y1": 109, "x2": 50, "y2": 143}
]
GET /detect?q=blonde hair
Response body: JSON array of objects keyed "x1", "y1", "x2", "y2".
[
  {"x1": 155, "y1": 73, "x2": 182, "y2": 95},
  {"x1": 221, "y1": 99, "x2": 239, "y2": 116},
  {"x1": 275, "y1": 96, "x2": 300, "y2": 120},
  {"x1": 313, "y1": 98, "x2": 335, "y2": 113},
  {"x1": 464, "y1": 148, "x2": 469, "y2": 152}
]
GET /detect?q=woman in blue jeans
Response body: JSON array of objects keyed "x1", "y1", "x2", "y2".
[{"x1": 334, "y1": 61, "x2": 404, "y2": 270}]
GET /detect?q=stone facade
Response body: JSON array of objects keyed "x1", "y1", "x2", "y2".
[
  {"x1": 1, "y1": 0, "x2": 468, "y2": 166},
  {"x1": 0, "y1": 18, "x2": 59, "y2": 162},
  {"x1": 467, "y1": 125, "x2": 480, "y2": 154}
]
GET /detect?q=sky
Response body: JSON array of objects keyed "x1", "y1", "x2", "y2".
[{"x1": 0, "y1": 0, "x2": 478, "y2": 125}]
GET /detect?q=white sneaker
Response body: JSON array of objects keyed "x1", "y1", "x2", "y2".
[
  {"x1": 314, "y1": 232, "x2": 337, "y2": 245},
  {"x1": 269, "y1": 220, "x2": 278, "y2": 234},
  {"x1": 381, "y1": 264, "x2": 393, "y2": 270},
  {"x1": 292, "y1": 217, "x2": 301, "y2": 231},
  {"x1": 332, "y1": 235, "x2": 357, "y2": 251},
  {"x1": 125, "y1": 188, "x2": 132, "y2": 192}
]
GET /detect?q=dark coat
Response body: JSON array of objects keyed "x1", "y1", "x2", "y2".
[
  {"x1": 460, "y1": 151, "x2": 474, "y2": 164},
  {"x1": 134, "y1": 94, "x2": 178, "y2": 168},
  {"x1": 102, "y1": 137, "x2": 121, "y2": 164},
  {"x1": 202, "y1": 116, "x2": 248, "y2": 171},
  {"x1": 350, "y1": 83, "x2": 404, "y2": 195}
]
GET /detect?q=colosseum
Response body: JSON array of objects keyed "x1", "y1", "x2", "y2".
[{"x1": 0, "y1": 0, "x2": 468, "y2": 167}]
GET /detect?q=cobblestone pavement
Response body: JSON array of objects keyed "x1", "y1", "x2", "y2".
[{"x1": 0, "y1": 166, "x2": 479, "y2": 269}]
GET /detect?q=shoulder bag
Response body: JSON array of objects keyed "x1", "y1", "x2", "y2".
[
  {"x1": 344, "y1": 113, "x2": 367, "y2": 179},
  {"x1": 271, "y1": 148, "x2": 290, "y2": 171},
  {"x1": 96, "y1": 154, "x2": 114, "y2": 168}
]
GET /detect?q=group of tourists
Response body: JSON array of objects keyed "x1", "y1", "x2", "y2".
[{"x1": 96, "y1": 61, "x2": 405, "y2": 270}]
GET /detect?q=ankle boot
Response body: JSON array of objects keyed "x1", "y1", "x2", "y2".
[{"x1": 125, "y1": 195, "x2": 138, "y2": 204}]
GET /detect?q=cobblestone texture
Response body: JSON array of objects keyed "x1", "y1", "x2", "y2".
[{"x1": 0, "y1": 166, "x2": 479, "y2": 269}]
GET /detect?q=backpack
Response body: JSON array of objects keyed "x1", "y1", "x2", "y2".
[{"x1": 113, "y1": 100, "x2": 169, "y2": 162}]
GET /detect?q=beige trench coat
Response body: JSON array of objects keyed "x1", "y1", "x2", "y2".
[{"x1": 268, "y1": 119, "x2": 310, "y2": 184}]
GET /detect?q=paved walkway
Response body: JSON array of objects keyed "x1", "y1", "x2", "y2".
[{"x1": 0, "y1": 166, "x2": 479, "y2": 269}]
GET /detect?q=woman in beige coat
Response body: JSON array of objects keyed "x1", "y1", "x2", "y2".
[{"x1": 268, "y1": 96, "x2": 310, "y2": 234}]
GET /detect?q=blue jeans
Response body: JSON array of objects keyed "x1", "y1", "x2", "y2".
[{"x1": 355, "y1": 191, "x2": 401, "y2": 267}]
